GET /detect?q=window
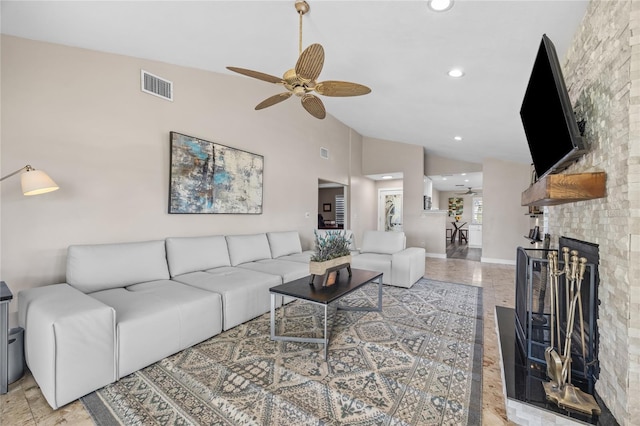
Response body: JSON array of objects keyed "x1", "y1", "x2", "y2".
[{"x1": 335, "y1": 195, "x2": 345, "y2": 226}]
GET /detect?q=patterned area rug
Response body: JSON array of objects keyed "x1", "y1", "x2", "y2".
[{"x1": 81, "y1": 278, "x2": 483, "y2": 425}]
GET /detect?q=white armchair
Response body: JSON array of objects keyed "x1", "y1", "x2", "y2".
[{"x1": 350, "y1": 230, "x2": 425, "y2": 288}]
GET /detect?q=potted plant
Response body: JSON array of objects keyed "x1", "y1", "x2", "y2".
[{"x1": 309, "y1": 230, "x2": 352, "y2": 285}]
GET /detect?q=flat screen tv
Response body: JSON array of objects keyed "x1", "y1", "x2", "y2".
[{"x1": 520, "y1": 34, "x2": 585, "y2": 180}]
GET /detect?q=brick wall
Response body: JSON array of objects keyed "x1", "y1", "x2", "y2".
[{"x1": 547, "y1": 1, "x2": 639, "y2": 424}]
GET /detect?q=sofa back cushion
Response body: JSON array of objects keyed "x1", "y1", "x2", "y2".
[
  {"x1": 360, "y1": 231, "x2": 406, "y2": 255},
  {"x1": 226, "y1": 234, "x2": 272, "y2": 266},
  {"x1": 67, "y1": 240, "x2": 170, "y2": 293},
  {"x1": 267, "y1": 231, "x2": 302, "y2": 258},
  {"x1": 166, "y1": 235, "x2": 231, "y2": 277}
]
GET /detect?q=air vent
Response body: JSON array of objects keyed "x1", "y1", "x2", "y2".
[
  {"x1": 320, "y1": 147, "x2": 329, "y2": 159},
  {"x1": 141, "y1": 70, "x2": 173, "y2": 101}
]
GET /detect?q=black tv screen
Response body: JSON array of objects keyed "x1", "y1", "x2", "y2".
[{"x1": 520, "y1": 34, "x2": 585, "y2": 179}]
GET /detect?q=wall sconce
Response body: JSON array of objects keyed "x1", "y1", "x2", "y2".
[{"x1": 0, "y1": 165, "x2": 59, "y2": 196}]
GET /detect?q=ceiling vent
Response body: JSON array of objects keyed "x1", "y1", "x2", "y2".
[
  {"x1": 141, "y1": 70, "x2": 173, "y2": 101},
  {"x1": 320, "y1": 147, "x2": 329, "y2": 159}
]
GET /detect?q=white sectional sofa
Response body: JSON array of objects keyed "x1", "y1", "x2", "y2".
[
  {"x1": 351, "y1": 230, "x2": 426, "y2": 288},
  {"x1": 18, "y1": 229, "x2": 424, "y2": 410}
]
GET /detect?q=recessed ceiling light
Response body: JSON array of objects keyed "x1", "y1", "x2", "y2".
[
  {"x1": 461, "y1": 173, "x2": 467, "y2": 176},
  {"x1": 454, "y1": 136, "x2": 463, "y2": 141},
  {"x1": 448, "y1": 68, "x2": 465, "y2": 78},
  {"x1": 442, "y1": 177, "x2": 447, "y2": 181},
  {"x1": 465, "y1": 179, "x2": 469, "y2": 182},
  {"x1": 428, "y1": 0, "x2": 454, "y2": 12},
  {"x1": 381, "y1": 175, "x2": 393, "y2": 179}
]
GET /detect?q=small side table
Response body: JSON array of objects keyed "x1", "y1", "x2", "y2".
[{"x1": 0, "y1": 281, "x2": 13, "y2": 394}]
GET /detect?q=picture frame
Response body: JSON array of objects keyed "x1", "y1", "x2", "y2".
[
  {"x1": 448, "y1": 197, "x2": 464, "y2": 217},
  {"x1": 169, "y1": 132, "x2": 264, "y2": 214},
  {"x1": 325, "y1": 270, "x2": 338, "y2": 286},
  {"x1": 323, "y1": 203, "x2": 331, "y2": 212}
]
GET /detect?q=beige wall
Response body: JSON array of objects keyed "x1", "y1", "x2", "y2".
[
  {"x1": 481, "y1": 158, "x2": 531, "y2": 263},
  {"x1": 424, "y1": 152, "x2": 482, "y2": 176},
  {"x1": 362, "y1": 137, "x2": 425, "y2": 248},
  {"x1": 421, "y1": 211, "x2": 446, "y2": 257},
  {"x1": 375, "y1": 178, "x2": 403, "y2": 191},
  {"x1": 0, "y1": 35, "x2": 372, "y2": 322},
  {"x1": 346, "y1": 132, "x2": 376, "y2": 249}
]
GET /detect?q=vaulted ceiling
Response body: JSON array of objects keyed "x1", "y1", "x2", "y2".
[{"x1": 1, "y1": 0, "x2": 588, "y2": 166}]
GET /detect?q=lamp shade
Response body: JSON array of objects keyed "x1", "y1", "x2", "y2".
[{"x1": 20, "y1": 169, "x2": 59, "y2": 196}]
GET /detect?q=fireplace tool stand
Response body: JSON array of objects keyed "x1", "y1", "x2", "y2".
[{"x1": 543, "y1": 247, "x2": 600, "y2": 415}]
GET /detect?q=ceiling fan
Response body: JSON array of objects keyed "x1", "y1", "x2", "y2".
[
  {"x1": 456, "y1": 187, "x2": 481, "y2": 195},
  {"x1": 226, "y1": 0, "x2": 371, "y2": 120}
]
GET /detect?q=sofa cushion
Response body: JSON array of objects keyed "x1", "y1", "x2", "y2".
[
  {"x1": 350, "y1": 253, "x2": 393, "y2": 284},
  {"x1": 278, "y1": 250, "x2": 314, "y2": 263},
  {"x1": 67, "y1": 240, "x2": 170, "y2": 293},
  {"x1": 267, "y1": 231, "x2": 303, "y2": 258},
  {"x1": 226, "y1": 234, "x2": 272, "y2": 266},
  {"x1": 173, "y1": 268, "x2": 281, "y2": 330},
  {"x1": 360, "y1": 231, "x2": 406, "y2": 255},
  {"x1": 237, "y1": 259, "x2": 309, "y2": 283},
  {"x1": 91, "y1": 280, "x2": 222, "y2": 378},
  {"x1": 166, "y1": 235, "x2": 231, "y2": 277}
]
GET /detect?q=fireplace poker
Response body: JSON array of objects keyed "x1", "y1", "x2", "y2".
[
  {"x1": 545, "y1": 251, "x2": 563, "y2": 388},
  {"x1": 542, "y1": 248, "x2": 600, "y2": 416},
  {"x1": 561, "y1": 252, "x2": 580, "y2": 385},
  {"x1": 577, "y1": 257, "x2": 588, "y2": 379},
  {"x1": 563, "y1": 247, "x2": 571, "y2": 326}
]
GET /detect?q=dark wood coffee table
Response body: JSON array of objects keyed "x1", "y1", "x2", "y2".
[{"x1": 269, "y1": 268, "x2": 383, "y2": 359}]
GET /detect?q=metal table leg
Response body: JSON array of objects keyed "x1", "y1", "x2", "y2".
[
  {"x1": 270, "y1": 296, "x2": 332, "y2": 359},
  {"x1": 337, "y1": 277, "x2": 383, "y2": 313}
]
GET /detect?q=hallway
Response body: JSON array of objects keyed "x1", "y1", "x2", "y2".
[{"x1": 446, "y1": 240, "x2": 482, "y2": 261}]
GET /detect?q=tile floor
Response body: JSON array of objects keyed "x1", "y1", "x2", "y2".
[{"x1": 0, "y1": 257, "x2": 517, "y2": 425}]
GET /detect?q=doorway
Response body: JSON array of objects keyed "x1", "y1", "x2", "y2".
[
  {"x1": 378, "y1": 189, "x2": 403, "y2": 231},
  {"x1": 318, "y1": 179, "x2": 347, "y2": 229}
]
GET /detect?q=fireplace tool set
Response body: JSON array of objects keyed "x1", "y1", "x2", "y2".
[{"x1": 543, "y1": 247, "x2": 600, "y2": 415}]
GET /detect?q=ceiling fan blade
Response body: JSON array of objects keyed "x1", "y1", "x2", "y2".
[
  {"x1": 255, "y1": 92, "x2": 292, "y2": 110},
  {"x1": 295, "y1": 43, "x2": 324, "y2": 82},
  {"x1": 456, "y1": 187, "x2": 480, "y2": 195},
  {"x1": 315, "y1": 80, "x2": 371, "y2": 97},
  {"x1": 301, "y1": 94, "x2": 326, "y2": 119},
  {"x1": 226, "y1": 67, "x2": 283, "y2": 84}
]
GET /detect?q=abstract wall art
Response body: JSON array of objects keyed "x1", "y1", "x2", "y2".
[
  {"x1": 169, "y1": 132, "x2": 263, "y2": 214},
  {"x1": 448, "y1": 197, "x2": 463, "y2": 217}
]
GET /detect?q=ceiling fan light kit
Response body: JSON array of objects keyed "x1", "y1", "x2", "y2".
[
  {"x1": 428, "y1": 0, "x2": 454, "y2": 12},
  {"x1": 226, "y1": 0, "x2": 371, "y2": 119}
]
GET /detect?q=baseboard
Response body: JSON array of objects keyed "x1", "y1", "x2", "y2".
[
  {"x1": 481, "y1": 257, "x2": 516, "y2": 265},
  {"x1": 425, "y1": 252, "x2": 446, "y2": 259}
]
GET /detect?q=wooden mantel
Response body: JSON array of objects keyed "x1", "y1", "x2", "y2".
[{"x1": 521, "y1": 172, "x2": 606, "y2": 206}]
